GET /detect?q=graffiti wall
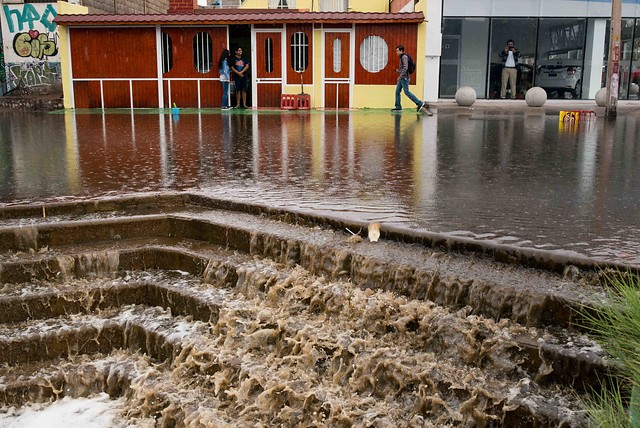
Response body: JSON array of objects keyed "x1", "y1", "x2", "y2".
[
  {"x1": 0, "y1": 41, "x2": 5, "y2": 95},
  {"x1": 1, "y1": 3, "x2": 60, "y2": 92}
]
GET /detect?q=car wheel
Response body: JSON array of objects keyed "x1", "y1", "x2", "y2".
[{"x1": 571, "y1": 81, "x2": 581, "y2": 99}]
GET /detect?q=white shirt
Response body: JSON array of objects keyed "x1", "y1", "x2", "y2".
[{"x1": 505, "y1": 51, "x2": 516, "y2": 68}]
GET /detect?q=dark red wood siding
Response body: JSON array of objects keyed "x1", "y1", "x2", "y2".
[
  {"x1": 355, "y1": 24, "x2": 418, "y2": 85},
  {"x1": 324, "y1": 32, "x2": 350, "y2": 79},
  {"x1": 257, "y1": 84, "x2": 281, "y2": 107},
  {"x1": 132, "y1": 81, "x2": 160, "y2": 108},
  {"x1": 70, "y1": 27, "x2": 158, "y2": 108},
  {"x1": 70, "y1": 27, "x2": 157, "y2": 78},
  {"x1": 256, "y1": 32, "x2": 282, "y2": 80},
  {"x1": 324, "y1": 83, "x2": 349, "y2": 109},
  {"x1": 161, "y1": 27, "x2": 227, "y2": 79},
  {"x1": 162, "y1": 27, "x2": 227, "y2": 107},
  {"x1": 102, "y1": 81, "x2": 131, "y2": 108},
  {"x1": 73, "y1": 81, "x2": 101, "y2": 109}
]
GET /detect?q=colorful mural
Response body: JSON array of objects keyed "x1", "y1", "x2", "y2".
[
  {"x1": 1, "y1": 3, "x2": 60, "y2": 92},
  {"x1": 0, "y1": 42, "x2": 6, "y2": 95}
]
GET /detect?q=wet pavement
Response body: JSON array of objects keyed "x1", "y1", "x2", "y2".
[{"x1": 1, "y1": 102, "x2": 639, "y2": 266}]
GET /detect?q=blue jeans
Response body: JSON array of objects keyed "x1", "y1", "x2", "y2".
[
  {"x1": 395, "y1": 77, "x2": 421, "y2": 109},
  {"x1": 221, "y1": 81, "x2": 229, "y2": 108}
]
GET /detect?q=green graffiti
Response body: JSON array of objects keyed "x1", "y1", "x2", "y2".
[
  {"x1": 8, "y1": 62, "x2": 59, "y2": 90},
  {"x1": 13, "y1": 31, "x2": 58, "y2": 59},
  {"x1": 2, "y1": 4, "x2": 57, "y2": 34},
  {"x1": 0, "y1": 43, "x2": 5, "y2": 84}
]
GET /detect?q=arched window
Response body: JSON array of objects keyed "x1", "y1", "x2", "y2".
[
  {"x1": 265, "y1": 37, "x2": 274, "y2": 73},
  {"x1": 359, "y1": 35, "x2": 388, "y2": 73},
  {"x1": 291, "y1": 32, "x2": 309, "y2": 72},
  {"x1": 161, "y1": 32, "x2": 173, "y2": 73},
  {"x1": 193, "y1": 32, "x2": 212, "y2": 73},
  {"x1": 333, "y1": 38, "x2": 342, "y2": 73}
]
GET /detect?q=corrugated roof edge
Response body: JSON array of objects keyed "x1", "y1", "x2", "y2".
[{"x1": 54, "y1": 11, "x2": 425, "y2": 25}]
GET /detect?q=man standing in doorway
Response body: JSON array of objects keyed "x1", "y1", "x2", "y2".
[
  {"x1": 392, "y1": 45, "x2": 432, "y2": 115},
  {"x1": 231, "y1": 47, "x2": 250, "y2": 109},
  {"x1": 499, "y1": 39, "x2": 520, "y2": 99}
]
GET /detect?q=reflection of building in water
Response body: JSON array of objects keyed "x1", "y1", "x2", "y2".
[
  {"x1": 412, "y1": 115, "x2": 438, "y2": 215},
  {"x1": 8, "y1": 113, "x2": 73, "y2": 198}
]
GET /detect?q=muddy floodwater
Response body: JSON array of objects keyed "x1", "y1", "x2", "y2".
[
  {"x1": 1, "y1": 109, "x2": 640, "y2": 265},
  {"x1": 0, "y1": 108, "x2": 635, "y2": 426}
]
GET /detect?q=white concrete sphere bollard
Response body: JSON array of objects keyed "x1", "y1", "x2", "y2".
[
  {"x1": 630, "y1": 83, "x2": 639, "y2": 95},
  {"x1": 595, "y1": 88, "x2": 608, "y2": 107},
  {"x1": 455, "y1": 86, "x2": 476, "y2": 107},
  {"x1": 525, "y1": 87, "x2": 547, "y2": 107}
]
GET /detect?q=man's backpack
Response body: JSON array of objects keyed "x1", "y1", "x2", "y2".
[{"x1": 404, "y1": 53, "x2": 416, "y2": 75}]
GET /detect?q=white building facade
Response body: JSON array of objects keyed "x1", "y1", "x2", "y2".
[{"x1": 425, "y1": 0, "x2": 640, "y2": 101}]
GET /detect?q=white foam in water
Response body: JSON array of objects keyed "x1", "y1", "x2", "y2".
[{"x1": 0, "y1": 394, "x2": 148, "y2": 428}]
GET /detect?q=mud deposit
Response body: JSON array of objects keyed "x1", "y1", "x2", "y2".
[{"x1": 0, "y1": 194, "x2": 617, "y2": 427}]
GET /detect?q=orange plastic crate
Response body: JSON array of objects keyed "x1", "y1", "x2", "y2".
[{"x1": 296, "y1": 94, "x2": 310, "y2": 110}]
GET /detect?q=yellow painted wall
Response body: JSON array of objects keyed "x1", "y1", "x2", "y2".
[
  {"x1": 238, "y1": 0, "x2": 264, "y2": 8},
  {"x1": 351, "y1": 85, "x2": 402, "y2": 109},
  {"x1": 312, "y1": 28, "x2": 322, "y2": 108},
  {"x1": 238, "y1": 0, "x2": 424, "y2": 109},
  {"x1": 57, "y1": 1, "x2": 89, "y2": 109},
  {"x1": 348, "y1": 0, "x2": 387, "y2": 12},
  {"x1": 240, "y1": 0, "x2": 388, "y2": 12}
]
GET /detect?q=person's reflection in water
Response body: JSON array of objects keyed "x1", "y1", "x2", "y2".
[
  {"x1": 222, "y1": 112, "x2": 233, "y2": 170},
  {"x1": 393, "y1": 113, "x2": 420, "y2": 169}
]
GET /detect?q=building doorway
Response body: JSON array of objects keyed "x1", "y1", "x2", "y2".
[
  {"x1": 323, "y1": 30, "x2": 352, "y2": 109},
  {"x1": 229, "y1": 24, "x2": 252, "y2": 107},
  {"x1": 254, "y1": 30, "x2": 284, "y2": 108}
]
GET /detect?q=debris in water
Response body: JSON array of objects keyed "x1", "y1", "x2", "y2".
[{"x1": 368, "y1": 223, "x2": 381, "y2": 242}]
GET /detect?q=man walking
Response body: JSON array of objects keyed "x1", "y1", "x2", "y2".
[{"x1": 392, "y1": 45, "x2": 432, "y2": 116}]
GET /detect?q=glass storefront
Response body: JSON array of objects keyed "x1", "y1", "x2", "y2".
[
  {"x1": 632, "y1": 19, "x2": 640, "y2": 100},
  {"x1": 488, "y1": 18, "x2": 537, "y2": 99},
  {"x1": 620, "y1": 18, "x2": 637, "y2": 100},
  {"x1": 535, "y1": 19, "x2": 586, "y2": 99},
  {"x1": 440, "y1": 16, "x2": 640, "y2": 100},
  {"x1": 440, "y1": 18, "x2": 490, "y2": 98}
]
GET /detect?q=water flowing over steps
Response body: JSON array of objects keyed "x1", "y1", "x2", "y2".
[{"x1": 0, "y1": 194, "x2": 622, "y2": 427}]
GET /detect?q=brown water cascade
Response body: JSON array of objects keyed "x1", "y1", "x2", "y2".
[{"x1": 0, "y1": 193, "x2": 621, "y2": 427}]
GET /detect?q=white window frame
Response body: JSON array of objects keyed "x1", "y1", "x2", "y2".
[{"x1": 318, "y1": 0, "x2": 348, "y2": 12}]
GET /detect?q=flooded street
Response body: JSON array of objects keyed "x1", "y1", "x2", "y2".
[
  {"x1": 1, "y1": 108, "x2": 639, "y2": 264},
  {"x1": 1, "y1": 107, "x2": 632, "y2": 425}
]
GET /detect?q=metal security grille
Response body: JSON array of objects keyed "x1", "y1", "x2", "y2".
[
  {"x1": 359, "y1": 35, "x2": 388, "y2": 73},
  {"x1": 193, "y1": 32, "x2": 212, "y2": 73},
  {"x1": 291, "y1": 32, "x2": 308, "y2": 72},
  {"x1": 161, "y1": 32, "x2": 173, "y2": 73},
  {"x1": 265, "y1": 38, "x2": 274, "y2": 73}
]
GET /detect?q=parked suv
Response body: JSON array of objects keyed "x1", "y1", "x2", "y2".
[{"x1": 536, "y1": 61, "x2": 582, "y2": 99}]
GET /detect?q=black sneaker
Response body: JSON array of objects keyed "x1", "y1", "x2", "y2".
[
  {"x1": 417, "y1": 101, "x2": 427, "y2": 112},
  {"x1": 391, "y1": 108, "x2": 402, "y2": 112}
]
